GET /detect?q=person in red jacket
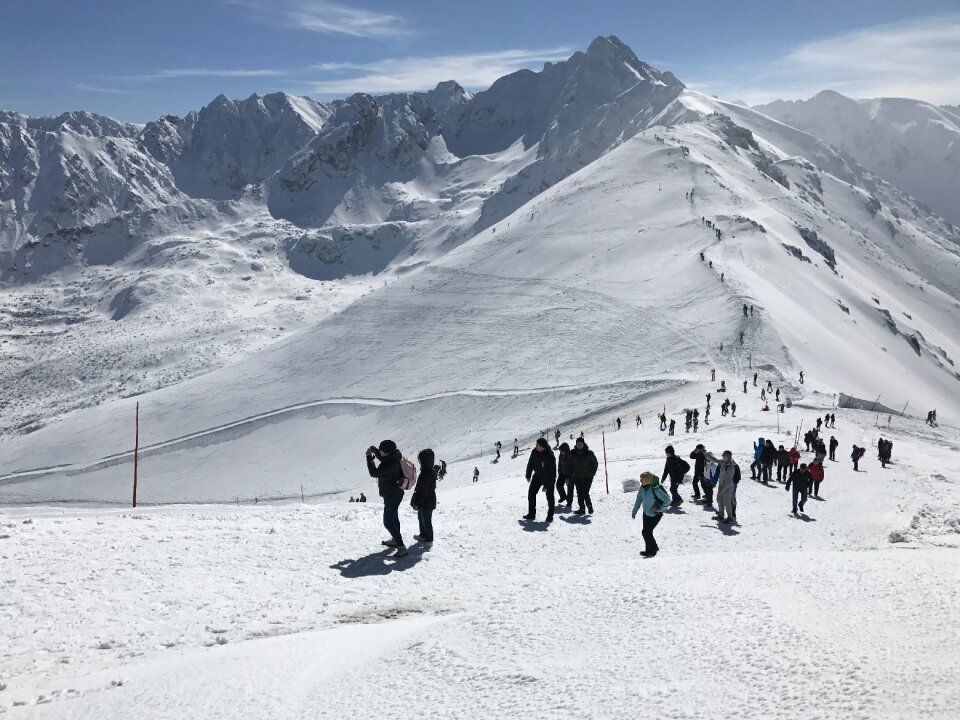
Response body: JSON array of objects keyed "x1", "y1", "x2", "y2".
[
  {"x1": 809, "y1": 458, "x2": 825, "y2": 498},
  {"x1": 788, "y1": 446, "x2": 801, "y2": 471}
]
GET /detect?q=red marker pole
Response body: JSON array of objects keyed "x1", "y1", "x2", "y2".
[
  {"x1": 602, "y1": 430, "x2": 609, "y2": 494},
  {"x1": 132, "y1": 402, "x2": 140, "y2": 508}
]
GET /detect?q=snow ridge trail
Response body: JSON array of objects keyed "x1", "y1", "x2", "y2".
[{"x1": 0, "y1": 378, "x2": 684, "y2": 486}]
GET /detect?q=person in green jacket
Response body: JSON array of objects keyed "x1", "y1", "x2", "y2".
[{"x1": 631, "y1": 472, "x2": 672, "y2": 557}]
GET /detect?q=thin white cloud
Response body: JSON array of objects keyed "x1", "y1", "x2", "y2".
[
  {"x1": 302, "y1": 47, "x2": 573, "y2": 94},
  {"x1": 73, "y1": 83, "x2": 144, "y2": 95},
  {"x1": 136, "y1": 68, "x2": 286, "y2": 80},
  {"x1": 224, "y1": 0, "x2": 409, "y2": 38},
  {"x1": 695, "y1": 13, "x2": 960, "y2": 105}
]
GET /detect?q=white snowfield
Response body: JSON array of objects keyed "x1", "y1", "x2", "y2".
[
  {"x1": 1, "y1": 34, "x2": 959, "y2": 718},
  {"x1": 2, "y1": 390, "x2": 958, "y2": 719},
  {"x1": 2, "y1": 90, "x2": 958, "y2": 504}
]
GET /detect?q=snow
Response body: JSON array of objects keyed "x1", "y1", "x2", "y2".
[
  {"x1": 2, "y1": 392, "x2": 959, "y2": 718},
  {"x1": 1, "y1": 35, "x2": 960, "y2": 718}
]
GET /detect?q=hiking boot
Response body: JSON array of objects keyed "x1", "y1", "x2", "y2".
[
  {"x1": 712, "y1": 515, "x2": 725, "y2": 522},
  {"x1": 587, "y1": 507, "x2": 594, "y2": 515},
  {"x1": 382, "y1": 539, "x2": 399, "y2": 548},
  {"x1": 565, "y1": 503, "x2": 572, "y2": 510},
  {"x1": 393, "y1": 545, "x2": 408, "y2": 558},
  {"x1": 546, "y1": 515, "x2": 554, "y2": 523},
  {"x1": 670, "y1": 499, "x2": 683, "y2": 507},
  {"x1": 573, "y1": 509, "x2": 586, "y2": 516},
  {"x1": 522, "y1": 514, "x2": 535, "y2": 521}
]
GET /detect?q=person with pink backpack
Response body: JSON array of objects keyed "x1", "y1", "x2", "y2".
[{"x1": 366, "y1": 439, "x2": 414, "y2": 558}]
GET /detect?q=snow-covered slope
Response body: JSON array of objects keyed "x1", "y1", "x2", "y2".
[
  {"x1": 3, "y1": 96, "x2": 958, "y2": 504},
  {"x1": 755, "y1": 91, "x2": 960, "y2": 226},
  {"x1": 2, "y1": 389, "x2": 958, "y2": 719}
]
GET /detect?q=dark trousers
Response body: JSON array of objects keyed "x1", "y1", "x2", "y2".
[
  {"x1": 528, "y1": 478, "x2": 555, "y2": 518},
  {"x1": 641, "y1": 513, "x2": 663, "y2": 554},
  {"x1": 692, "y1": 473, "x2": 703, "y2": 499},
  {"x1": 668, "y1": 477, "x2": 682, "y2": 503},
  {"x1": 557, "y1": 475, "x2": 574, "y2": 504},
  {"x1": 792, "y1": 484, "x2": 808, "y2": 513},
  {"x1": 761, "y1": 462, "x2": 773, "y2": 483},
  {"x1": 702, "y1": 479, "x2": 714, "y2": 505},
  {"x1": 829, "y1": 449, "x2": 836, "y2": 461},
  {"x1": 382, "y1": 491, "x2": 404, "y2": 545},
  {"x1": 575, "y1": 478, "x2": 594, "y2": 512},
  {"x1": 853, "y1": 458, "x2": 859, "y2": 471},
  {"x1": 777, "y1": 464, "x2": 789, "y2": 482},
  {"x1": 417, "y1": 507, "x2": 434, "y2": 541},
  {"x1": 812, "y1": 480, "x2": 821, "y2": 497}
]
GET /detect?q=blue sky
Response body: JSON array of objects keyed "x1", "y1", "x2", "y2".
[{"x1": 2, "y1": 0, "x2": 958, "y2": 122}]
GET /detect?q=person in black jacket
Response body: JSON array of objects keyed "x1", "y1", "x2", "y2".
[
  {"x1": 786, "y1": 463, "x2": 812, "y2": 515},
  {"x1": 760, "y1": 440, "x2": 776, "y2": 484},
  {"x1": 567, "y1": 437, "x2": 599, "y2": 515},
  {"x1": 524, "y1": 438, "x2": 556, "y2": 522},
  {"x1": 829, "y1": 436, "x2": 838, "y2": 461},
  {"x1": 661, "y1": 445, "x2": 691, "y2": 506},
  {"x1": 411, "y1": 448, "x2": 437, "y2": 544},
  {"x1": 366, "y1": 440, "x2": 407, "y2": 556},
  {"x1": 776, "y1": 444, "x2": 791, "y2": 483},
  {"x1": 689, "y1": 444, "x2": 707, "y2": 501},
  {"x1": 556, "y1": 442, "x2": 573, "y2": 507}
]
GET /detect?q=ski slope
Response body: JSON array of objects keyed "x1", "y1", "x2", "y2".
[{"x1": 2, "y1": 388, "x2": 958, "y2": 719}]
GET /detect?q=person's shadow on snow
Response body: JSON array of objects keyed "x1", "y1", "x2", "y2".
[
  {"x1": 797, "y1": 514, "x2": 817, "y2": 523},
  {"x1": 561, "y1": 514, "x2": 591, "y2": 525},
  {"x1": 703, "y1": 522, "x2": 740, "y2": 536},
  {"x1": 330, "y1": 547, "x2": 425, "y2": 578},
  {"x1": 518, "y1": 519, "x2": 550, "y2": 532}
]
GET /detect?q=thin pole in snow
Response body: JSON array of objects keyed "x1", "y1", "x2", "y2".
[
  {"x1": 132, "y1": 402, "x2": 139, "y2": 508},
  {"x1": 301, "y1": 484, "x2": 304, "y2": 502},
  {"x1": 900, "y1": 401, "x2": 909, "y2": 417},
  {"x1": 602, "y1": 430, "x2": 609, "y2": 495}
]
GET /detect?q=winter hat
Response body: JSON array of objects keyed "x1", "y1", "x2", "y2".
[
  {"x1": 378, "y1": 439, "x2": 397, "y2": 455},
  {"x1": 417, "y1": 448, "x2": 435, "y2": 467},
  {"x1": 535, "y1": 438, "x2": 550, "y2": 450},
  {"x1": 559, "y1": 442, "x2": 570, "y2": 452}
]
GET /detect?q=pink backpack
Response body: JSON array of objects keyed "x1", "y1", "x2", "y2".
[{"x1": 399, "y1": 456, "x2": 417, "y2": 490}]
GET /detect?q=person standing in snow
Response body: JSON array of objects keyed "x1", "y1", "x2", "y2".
[
  {"x1": 761, "y1": 388, "x2": 766, "y2": 402},
  {"x1": 789, "y1": 446, "x2": 801, "y2": 471},
  {"x1": 359, "y1": 492, "x2": 367, "y2": 502},
  {"x1": 438, "y1": 460, "x2": 447, "y2": 480},
  {"x1": 473, "y1": 467, "x2": 479, "y2": 483},
  {"x1": 775, "y1": 389, "x2": 780, "y2": 402},
  {"x1": 786, "y1": 463, "x2": 812, "y2": 515},
  {"x1": 730, "y1": 401, "x2": 737, "y2": 417},
  {"x1": 828, "y1": 436, "x2": 838, "y2": 461},
  {"x1": 743, "y1": 304, "x2": 748, "y2": 317},
  {"x1": 711, "y1": 368, "x2": 716, "y2": 381},
  {"x1": 366, "y1": 440, "x2": 407, "y2": 557},
  {"x1": 713, "y1": 450, "x2": 740, "y2": 524},
  {"x1": 668, "y1": 418, "x2": 676, "y2": 436},
  {"x1": 495, "y1": 441, "x2": 502, "y2": 461},
  {"x1": 799, "y1": 370, "x2": 804, "y2": 384},
  {"x1": 636, "y1": 414, "x2": 641, "y2": 428},
  {"x1": 411, "y1": 448, "x2": 437, "y2": 544},
  {"x1": 760, "y1": 440, "x2": 776, "y2": 484},
  {"x1": 631, "y1": 472, "x2": 672, "y2": 557},
  {"x1": 556, "y1": 442, "x2": 573, "y2": 507},
  {"x1": 753, "y1": 372, "x2": 758, "y2": 387},
  {"x1": 851, "y1": 445, "x2": 863, "y2": 471},
  {"x1": 513, "y1": 440, "x2": 519, "y2": 458},
  {"x1": 659, "y1": 413, "x2": 667, "y2": 431},
  {"x1": 661, "y1": 445, "x2": 691, "y2": 507},
  {"x1": 808, "y1": 457, "x2": 824, "y2": 499},
  {"x1": 524, "y1": 438, "x2": 556, "y2": 522},
  {"x1": 743, "y1": 380, "x2": 748, "y2": 393},
  {"x1": 616, "y1": 417, "x2": 622, "y2": 431},
  {"x1": 555, "y1": 429, "x2": 561, "y2": 449},
  {"x1": 816, "y1": 417, "x2": 822, "y2": 432},
  {"x1": 776, "y1": 444, "x2": 791, "y2": 483},
  {"x1": 568, "y1": 437, "x2": 599, "y2": 515},
  {"x1": 689, "y1": 444, "x2": 707, "y2": 501}
]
